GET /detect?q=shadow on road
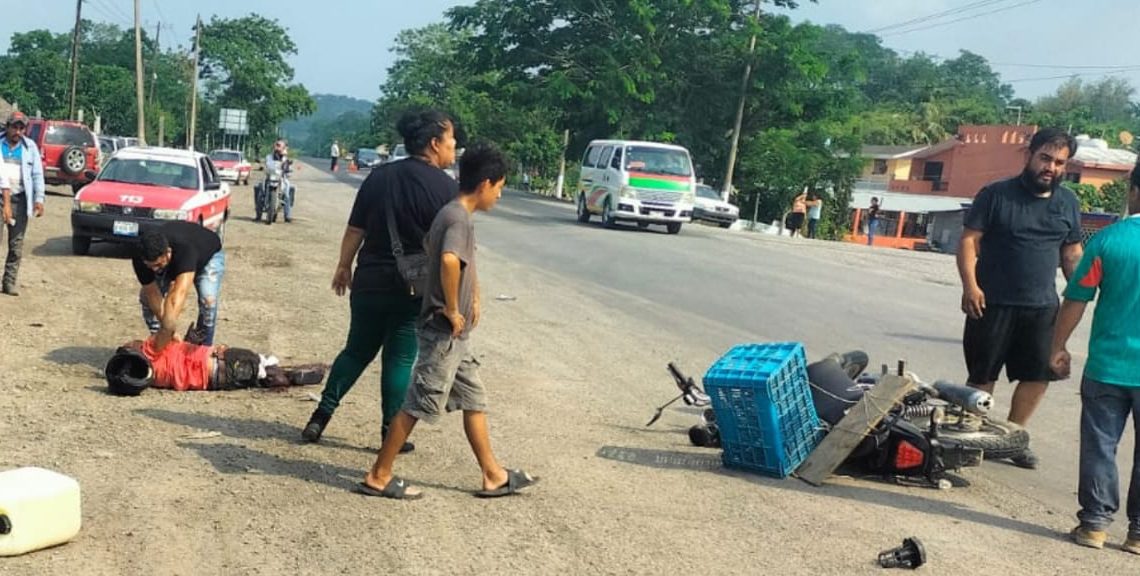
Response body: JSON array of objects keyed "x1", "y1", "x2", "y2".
[
  {"x1": 596, "y1": 444, "x2": 1060, "y2": 541},
  {"x1": 179, "y1": 441, "x2": 362, "y2": 491},
  {"x1": 883, "y1": 332, "x2": 962, "y2": 346},
  {"x1": 45, "y1": 345, "x2": 114, "y2": 369},
  {"x1": 32, "y1": 236, "x2": 135, "y2": 259},
  {"x1": 135, "y1": 407, "x2": 372, "y2": 455}
]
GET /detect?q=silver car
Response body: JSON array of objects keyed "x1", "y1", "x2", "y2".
[{"x1": 693, "y1": 184, "x2": 739, "y2": 228}]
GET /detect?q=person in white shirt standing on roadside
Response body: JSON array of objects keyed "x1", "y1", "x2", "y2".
[
  {"x1": 330, "y1": 140, "x2": 341, "y2": 172},
  {"x1": 0, "y1": 111, "x2": 45, "y2": 297}
]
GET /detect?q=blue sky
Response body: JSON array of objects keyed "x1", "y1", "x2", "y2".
[{"x1": 3, "y1": 0, "x2": 1138, "y2": 102}]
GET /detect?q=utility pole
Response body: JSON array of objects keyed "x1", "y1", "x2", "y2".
[
  {"x1": 188, "y1": 16, "x2": 201, "y2": 151},
  {"x1": 158, "y1": 114, "x2": 165, "y2": 147},
  {"x1": 722, "y1": 1, "x2": 763, "y2": 203},
  {"x1": 68, "y1": 0, "x2": 82, "y2": 121},
  {"x1": 148, "y1": 23, "x2": 160, "y2": 108},
  {"x1": 554, "y1": 128, "x2": 570, "y2": 199},
  {"x1": 134, "y1": 0, "x2": 147, "y2": 144}
]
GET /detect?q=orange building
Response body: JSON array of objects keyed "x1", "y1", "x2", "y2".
[
  {"x1": 1065, "y1": 137, "x2": 1137, "y2": 188},
  {"x1": 847, "y1": 126, "x2": 1137, "y2": 250}
]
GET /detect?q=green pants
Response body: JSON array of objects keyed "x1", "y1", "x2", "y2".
[{"x1": 317, "y1": 291, "x2": 420, "y2": 425}]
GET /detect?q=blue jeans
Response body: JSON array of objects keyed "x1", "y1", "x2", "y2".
[
  {"x1": 282, "y1": 178, "x2": 294, "y2": 220},
  {"x1": 867, "y1": 219, "x2": 878, "y2": 246},
  {"x1": 1078, "y1": 376, "x2": 1140, "y2": 534},
  {"x1": 139, "y1": 251, "x2": 226, "y2": 345}
]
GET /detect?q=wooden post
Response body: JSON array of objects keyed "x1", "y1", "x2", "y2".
[
  {"x1": 554, "y1": 128, "x2": 570, "y2": 199},
  {"x1": 188, "y1": 16, "x2": 201, "y2": 151},
  {"x1": 68, "y1": 0, "x2": 82, "y2": 121},
  {"x1": 722, "y1": 1, "x2": 763, "y2": 203},
  {"x1": 134, "y1": 0, "x2": 147, "y2": 145}
]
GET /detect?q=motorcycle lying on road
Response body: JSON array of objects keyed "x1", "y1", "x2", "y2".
[
  {"x1": 254, "y1": 160, "x2": 294, "y2": 225},
  {"x1": 650, "y1": 352, "x2": 1030, "y2": 488}
]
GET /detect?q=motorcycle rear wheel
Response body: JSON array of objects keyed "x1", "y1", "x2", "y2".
[{"x1": 933, "y1": 418, "x2": 1029, "y2": 461}]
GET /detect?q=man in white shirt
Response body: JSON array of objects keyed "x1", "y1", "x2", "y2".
[{"x1": 330, "y1": 140, "x2": 341, "y2": 172}]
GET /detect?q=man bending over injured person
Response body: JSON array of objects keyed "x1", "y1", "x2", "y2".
[{"x1": 105, "y1": 333, "x2": 327, "y2": 395}]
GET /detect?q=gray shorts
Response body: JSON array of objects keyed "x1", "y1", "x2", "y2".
[{"x1": 403, "y1": 329, "x2": 486, "y2": 424}]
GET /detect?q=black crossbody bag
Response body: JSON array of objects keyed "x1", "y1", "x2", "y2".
[{"x1": 384, "y1": 192, "x2": 429, "y2": 297}]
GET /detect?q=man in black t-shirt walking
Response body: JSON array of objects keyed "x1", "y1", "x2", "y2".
[
  {"x1": 133, "y1": 221, "x2": 226, "y2": 351},
  {"x1": 957, "y1": 128, "x2": 1084, "y2": 469}
]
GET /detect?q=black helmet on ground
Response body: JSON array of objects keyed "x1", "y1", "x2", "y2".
[{"x1": 105, "y1": 347, "x2": 154, "y2": 396}]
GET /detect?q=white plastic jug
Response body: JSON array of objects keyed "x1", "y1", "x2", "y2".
[{"x1": 0, "y1": 467, "x2": 82, "y2": 556}]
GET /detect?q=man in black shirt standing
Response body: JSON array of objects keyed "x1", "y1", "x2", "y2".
[
  {"x1": 957, "y1": 128, "x2": 1084, "y2": 469},
  {"x1": 133, "y1": 221, "x2": 226, "y2": 351}
]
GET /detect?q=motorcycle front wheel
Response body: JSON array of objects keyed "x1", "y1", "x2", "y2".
[{"x1": 267, "y1": 189, "x2": 278, "y2": 225}]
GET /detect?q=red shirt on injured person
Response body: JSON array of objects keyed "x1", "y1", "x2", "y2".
[{"x1": 140, "y1": 337, "x2": 213, "y2": 391}]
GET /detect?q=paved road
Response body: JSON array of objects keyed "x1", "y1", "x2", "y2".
[{"x1": 318, "y1": 160, "x2": 1124, "y2": 539}]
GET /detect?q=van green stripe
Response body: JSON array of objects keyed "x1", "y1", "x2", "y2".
[{"x1": 628, "y1": 177, "x2": 691, "y2": 192}]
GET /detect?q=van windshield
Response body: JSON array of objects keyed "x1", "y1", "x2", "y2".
[{"x1": 624, "y1": 147, "x2": 692, "y2": 177}]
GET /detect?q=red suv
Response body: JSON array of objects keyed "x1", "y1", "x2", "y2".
[{"x1": 25, "y1": 119, "x2": 100, "y2": 194}]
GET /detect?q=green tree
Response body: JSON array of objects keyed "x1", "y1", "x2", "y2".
[{"x1": 198, "y1": 14, "x2": 316, "y2": 148}]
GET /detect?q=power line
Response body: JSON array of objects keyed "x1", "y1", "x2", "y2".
[
  {"x1": 1005, "y1": 67, "x2": 1140, "y2": 83},
  {"x1": 882, "y1": 0, "x2": 1044, "y2": 37},
  {"x1": 151, "y1": 0, "x2": 167, "y2": 23},
  {"x1": 892, "y1": 48, "x2": 1140, "y2": 72},
  {"x1": 87, "y1": 0, "x2": 132, "y2": 27},
  {"x1": 90, "y1": 0, "x2": 133, "y2": 27},
  {"x1": 865, "y1": 0, "x2": 1014, "y2": 34}
]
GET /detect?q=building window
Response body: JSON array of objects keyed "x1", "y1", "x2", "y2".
[
  {"x1": 872, "y1": 159, "x2": 888, "y2": 175},
  {"x1": 1066, "y1": 172, "x2": 1081, "y2": 183}
]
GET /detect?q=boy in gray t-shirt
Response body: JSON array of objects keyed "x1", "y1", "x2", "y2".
[{"x1": 358, "y1": 143, "x2": 538, "y2": 500}]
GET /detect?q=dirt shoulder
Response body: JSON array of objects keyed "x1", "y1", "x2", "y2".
[{"x1": 1, "y1": 164, "x2": 1128, "y2": 575}]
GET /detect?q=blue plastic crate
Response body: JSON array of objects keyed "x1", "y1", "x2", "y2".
[{"x1": 703, "y1": 342, "x2": 825, "y2": 478}]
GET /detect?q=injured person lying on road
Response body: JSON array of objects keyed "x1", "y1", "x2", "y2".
[{"x1": 105, "y1": 335, "x2": 327, "y2": 396}]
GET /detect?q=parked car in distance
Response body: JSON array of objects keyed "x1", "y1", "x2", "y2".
[
  {"x1": 693, "y1": 184, "x2": 740, "y2": 228},
  {"x1": 25, "y1": 118, "x2": 100, "y2": 194},
  {"x1": 97, "y1": 136, "x2": 119, "y2": 164},
  {"x1": 387, "y1": 144, "x2": 408, "y2": 163},
  {"x1": 70, "y1": 147, "x2": 230, "y2": 256},
  {"x1": 353, "y1": 148, "x2": 382, "y2": 170},
  {"x1": 209, "y1": 149, "x2": 252, "y2": 185}
]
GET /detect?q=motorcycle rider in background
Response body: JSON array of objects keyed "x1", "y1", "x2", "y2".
[{"x1": 261, "y1": 139, "x2": 295, "y2": 223}]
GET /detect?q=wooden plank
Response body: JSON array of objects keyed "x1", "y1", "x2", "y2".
[{"x1": 795, "y1": 374, "x2": 916, "y2": 487}]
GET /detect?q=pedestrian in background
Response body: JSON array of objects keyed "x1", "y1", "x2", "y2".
[
  {"x1": 957, "y1": 128, "x2": 1084, "y2": 469},
  {"x1": 806, "y1": 191, "x2": 823, "y2": 239},
  {"x1": 0, "y1": 111, "x2": 45, "y2": 296},
  {"x1": 786, "y1": 189, "x2": 807, "y2": 237},
  {"x1": 303, "y1": 110, "x2": 459, "y2": 451},
  {"x1": 330, "y1": 140, "x2": 341, "y2": 172},
  {"x1": 866, "y1": 197, "x2": 881, "y2": 246},
  {"x1": 1050, "y1": 159, "x2": 1140, "y2": 553}
]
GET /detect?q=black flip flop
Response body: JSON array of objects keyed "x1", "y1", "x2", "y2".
[
  {"x1": 475, "y1": 469, "x2": 539, "y2": 498},
  {"x1": 355, "y1": 477, "x2": 423, "y2": 500}
]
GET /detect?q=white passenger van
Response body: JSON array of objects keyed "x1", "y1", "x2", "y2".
[{"x1": 575, "y1": 140, "x2": 696, "y2": 234}]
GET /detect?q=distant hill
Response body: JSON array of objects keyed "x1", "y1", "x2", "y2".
[{"x1": 282, "y1": 94, "x2": 373, "y2": 148}]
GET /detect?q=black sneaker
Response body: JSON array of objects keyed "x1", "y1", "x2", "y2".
[
  {"x1": 302, "y1": 409, "x2": 331, "y2": 443},
  {"x1": 382, "y1": 424, "x2": 415, "y2": 454},
  {"x1": 2, "y1": 285, "x2": 18, "y2": 296},
  {"x1": 1010, "y1": 447, "x2": 1039, "y2": 469}
]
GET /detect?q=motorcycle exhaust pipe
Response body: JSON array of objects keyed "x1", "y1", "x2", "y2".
[{"x1": 931, "y1": 380, "x2": 993, "y2": 415}]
